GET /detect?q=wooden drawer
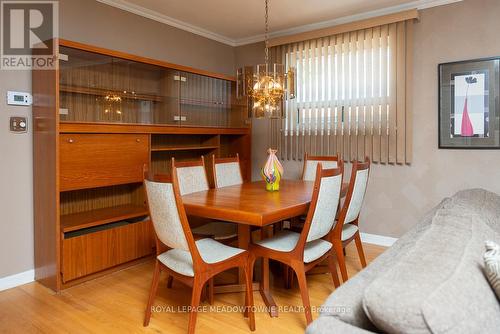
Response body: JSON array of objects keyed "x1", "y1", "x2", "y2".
[
  {"x1": 60, "y1": 134, "x2": 149, "y2": 191},
  {"x1": 61, "y1": 220, "x2": 153, "y2": 282}
]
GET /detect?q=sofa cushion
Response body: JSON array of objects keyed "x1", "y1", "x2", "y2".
[
  {"x1": 306, "y1": 315, "x2": 376, "y2": 334},
  {"x1": 484, "y1": 240, "x2": 500, "y2": 299},
  {"x1": 319, "y1": 198, "x2": 450, "y2": 330},
  {"x1": 453, "y1": 189, "x2": 500, "y2": 234},
  {"x1": 363, "y1": 205, "x2": 500, "y2": 334}
]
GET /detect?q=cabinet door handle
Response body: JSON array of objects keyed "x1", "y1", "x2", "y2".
[
  {"x1": 136, "y1": 138, "x2": 141, "y2": 143},
  {"x1": 68, "y1": 139, "x2": 74, "y2": 143}
]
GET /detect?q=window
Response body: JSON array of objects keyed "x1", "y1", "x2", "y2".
[{"x1": 271, "y1": 21, "x2": 413, "y2": 164}]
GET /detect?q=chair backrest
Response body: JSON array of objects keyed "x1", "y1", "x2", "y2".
[
  {"x1": 302, "y1": 153, "x2": 341, "y2": 182},
  {"x1": 339, "y1": 157, "x2": 370, "y2": 225},
  {"x1": 172, "y1": 157, "x2": 209, "y2": 196},
  {"x1": 213, "y1": 154, "x2": 243, "y2": 188},
  {"x1": 303, "y1": 164, "x2": 343, "y2": 242},
  {"x1": 144, "y1": 179, "x2": 190, "y2": 251}
]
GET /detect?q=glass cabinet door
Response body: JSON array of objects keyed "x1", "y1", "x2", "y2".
[
  {"x1": 179, "y1": 72, "x2": 224, "y2": 127},
  {"x1": 59, "y1": 46, "x2": 180, "y2": 125},
  {"x1": 58, "y1": 45, "x2": 247, "y2": 128},
  {"x1": 179, "y1": 72, "x2": 248, "y2": 128}
]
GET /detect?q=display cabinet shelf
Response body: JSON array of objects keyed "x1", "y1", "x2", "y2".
[
  {"x1": 60, "y1": 204, "x2": 148, "y2": 233},
  {"x1": 60, "y1": 84, "x2": 164, "y2": 102},
  {"x1": 151, "y1": 145, "x2": 219, "y2": 152}
]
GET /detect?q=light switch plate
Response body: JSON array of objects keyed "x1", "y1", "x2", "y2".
[{"x1": 10, "y1": 116, "x2": 27, "y2": 133}]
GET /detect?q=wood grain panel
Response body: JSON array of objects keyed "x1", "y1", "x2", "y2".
[
  {"x1": 33, "y1": 40, "x2": 60, "y2": 291},
  {"x1": 62, "y1": 220, "x2": 152, "y2": 282},
  {"x1": 59, "y1": 122, "x2": 250, "y2": 135},
  {"x1": 59, "y1": 134, "x2": 149, "y2": 191}
]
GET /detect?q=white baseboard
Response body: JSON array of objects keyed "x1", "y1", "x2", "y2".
[
  {"x1": 360, "y1": 233, "x2": 398, "y2": 247},
  {"x1": 0, "y1": 269, "x2": 34, "y2": 292}
]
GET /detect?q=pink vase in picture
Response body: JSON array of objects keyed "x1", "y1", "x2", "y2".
[{"x1": 461, "y1": 97, "x2": 474, "y2": 137}]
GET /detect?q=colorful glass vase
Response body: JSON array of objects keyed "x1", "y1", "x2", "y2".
[{"x1": 261, "y1": 148, "x2": 284, "y2": 192}]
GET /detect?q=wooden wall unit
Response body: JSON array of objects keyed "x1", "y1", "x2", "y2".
[{"x1": 33, "y1": 39, "x2": 251, "y2": 291}]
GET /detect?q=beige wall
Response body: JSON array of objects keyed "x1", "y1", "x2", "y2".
[
  {"x1": 237, "y1": 0, "x2": 500, "y2": 238},
  {"x1": 0, "y1": 0, "x2": 235, "y2": 279}
]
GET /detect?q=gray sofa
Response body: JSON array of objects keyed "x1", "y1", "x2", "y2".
[{"x1": 307, "y1": 189, "x2": 500, "y2": 334}]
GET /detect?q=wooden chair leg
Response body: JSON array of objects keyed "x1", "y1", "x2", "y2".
[
  {"x1": 354, "y1": 233, "x2": 367, "y2": 268},
  {"x1": 283, "y1": 264, "x2": 290, "y2": 289},
  {"x1": 327, "y1": 253, "x2": 340, "y2": 288},
  {"x1": 292, "y1": 263, "x2": 313, "y2": 326},
  {"x1": 188, "y1": 278, "x2": 204, "y2": 334},
  {"x1": 288, "y1": 266, "x2": 294, "y2": 288},
  {"x1": 284, "y1": 264, "x2": 294, "y2": 289},
  {"x1": 333, "y1": 241, "x2": 349, "y2": 282},
  {"x1": 244, "y1": 261, "x2": 256, "y2": 331},
  {"x1": 144, "y1": 261, "x2": 161, "y2": 327},
  {"x1": 208, "y1": 278, "x2": 214, "y2": 305},
  {"x1": 167, "y1": 275, "x2": 173, "y2": 288},
  {"x1": 261, "y1": 257, "x2": 270, "y2": 291}
]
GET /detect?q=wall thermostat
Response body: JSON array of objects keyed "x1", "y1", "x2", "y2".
[{"x1": 7, "y1": 91, "x2": 32, "y2": 106}]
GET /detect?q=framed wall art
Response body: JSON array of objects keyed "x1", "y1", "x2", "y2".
[{"x1": 439, "y1": 57, "x2": 500, "y2": 149}]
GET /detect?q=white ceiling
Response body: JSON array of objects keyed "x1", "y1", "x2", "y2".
[{"x1": 97, "y1": 0, "x2": 462, "y2": 46}]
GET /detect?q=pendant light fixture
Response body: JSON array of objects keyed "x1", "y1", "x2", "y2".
[{"x1": 237, "y1": 0, "x2": 295, "y2": 119}]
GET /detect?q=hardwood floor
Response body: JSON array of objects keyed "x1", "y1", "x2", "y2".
[{"x1": 0, "y1": 243, "x2": 385, "y2": 334}]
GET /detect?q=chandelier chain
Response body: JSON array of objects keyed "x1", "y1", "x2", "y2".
[{"x1": 264, "y1": 0, "x2": 269, "y2": 65}]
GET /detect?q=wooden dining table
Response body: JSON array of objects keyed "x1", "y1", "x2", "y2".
[{"x1": 182, "y1": 179, "x2": 349, "y2": 317}]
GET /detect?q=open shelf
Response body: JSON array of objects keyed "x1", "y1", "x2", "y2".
[
  {"x1": 151, "y1": 145, "x2": 219, "y2": 152},
  {"x1": 60, "y1": 204, "x2": 148, "y2": 233}
]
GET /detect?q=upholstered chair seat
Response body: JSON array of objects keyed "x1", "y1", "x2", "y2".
[
  {"x1": 255, "y1": 230, "x2": 333, "y2": 263},
  {"x1": 342, "y1": 224, "x2": 359, "y2": 241},
  {"x1": 157, "y1": 238, "x2": 245, "y2": 277}
]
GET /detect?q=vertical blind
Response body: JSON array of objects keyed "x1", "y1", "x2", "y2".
[{"x1": 270, "y1": 20, "x2": 413, "y2": 164}]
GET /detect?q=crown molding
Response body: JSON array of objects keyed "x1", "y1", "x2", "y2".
[
  {"x1": 96, "y1": 0, "x2": 463, "y2": 47},
  {"x1": 96, "y1": 0, "x2": 236, "y2": 46}
]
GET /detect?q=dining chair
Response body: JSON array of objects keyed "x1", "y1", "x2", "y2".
[
  {"x1": 212, "y1": 154, "x2": 243, "y2": 189},
  {"x1": 172, "y1": 156, "x2": 238, "y2": 242},
  {"x1": 290, "y1": 153, "x2": 344, "y2": 232},
  {"x1": 332, "y1": 157, "x2": 370, "y2": 282},
  {"x1": 143, "y1": 174, "x2": 255, "y2": 333},
  {"x1": 248, "y1": 163, "x2": 342, "y2": 326}
]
